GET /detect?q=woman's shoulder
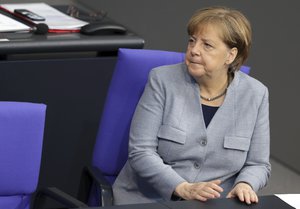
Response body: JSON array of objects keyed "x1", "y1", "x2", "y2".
[
  {"x1": 151, "y1": 62, "x2": 186, "y2": 74},
  {"x1": 149, "y1": 62, "x2": 189, "y2": 82},
  {"x1": 231, "y1": 72, "x2": 269, "y2": 109},
  {"x1": 236, "y1": 71, "x2": 268, "y2": 95}
]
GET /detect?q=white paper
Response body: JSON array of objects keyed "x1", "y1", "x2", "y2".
[
  {"x1": 276, "y1": 194, "x2": 300, "y2": 209},
  {"x1": 1, "y1": 3, "x2": 88, "y2": 30},
  {"x1": 0, "y1": 13, "x2": 30, "y2": 32}
]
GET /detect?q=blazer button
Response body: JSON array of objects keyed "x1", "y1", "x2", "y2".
[
  {"x1": 200, "y1": 139, "x2": 207, "y2": 146},
  {"x1": 194, "y1": 162, "x2": 200, "y2": 169}
]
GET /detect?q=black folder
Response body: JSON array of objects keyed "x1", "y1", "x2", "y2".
[
  {"x1": 160, "y1": 195, "x2": 295, "y2": 209},
  {"x1": 93, "y1": 196, "x2": 294, "y2": 209}
]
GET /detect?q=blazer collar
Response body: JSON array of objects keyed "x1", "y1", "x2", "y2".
[{"x1": 181, "y1": 63, "x2": 243, "y2": 133}]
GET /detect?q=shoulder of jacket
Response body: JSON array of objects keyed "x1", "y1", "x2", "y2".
[
  {"x1": 149, "y1": 62, "x2": 187, "y2": 81},
  {"x1": 236, "y1": 71, "x2": 268, "y2": 95}
]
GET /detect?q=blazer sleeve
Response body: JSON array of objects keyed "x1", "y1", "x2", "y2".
[
  {"x1": 234, "y1": 86, "x2": 271, "y2": 191},
  {"x1": 128, "y1": 69, "x2": 186, "y2": 200}
]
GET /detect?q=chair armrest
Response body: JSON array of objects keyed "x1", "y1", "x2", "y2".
[
  {"x1": 78, "y1": 166, "x2": 113, "y2": 207},
  {"x1": 32, "y1": 187, "x2": 88, "y2": 209}
]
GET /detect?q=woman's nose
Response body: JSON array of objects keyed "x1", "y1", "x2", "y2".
[{"x1": 191, "y1": 43, "x2": 201, "y2": 56}]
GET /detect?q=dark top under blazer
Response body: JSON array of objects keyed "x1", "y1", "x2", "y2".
[{"x1": 113, "y1": 63, "x2": 271, "y2": 205}]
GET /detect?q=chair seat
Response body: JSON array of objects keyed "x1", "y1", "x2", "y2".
[
  {"x1": 0, "y1": 102, "x2": 46, "y2": 209},
  {"x1": 0, "y1": 195, "x2": 30, "y2": 209}
]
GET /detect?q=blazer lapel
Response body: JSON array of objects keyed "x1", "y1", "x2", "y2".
[
  {"x1": 179, "y1": 66, "x2": 208, "y2": 136},
  {"x1": 206, "y1": 72, "x2": 241, "y2": 135}
]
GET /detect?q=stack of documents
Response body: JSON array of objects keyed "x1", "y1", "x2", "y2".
[
  {"x1": 276, "y1": 194, "x2": 300, "y2": 209},
  {"x1": 0, "y1": 13, "x2": 30, "y2": 32},
  {"x1": 0, "y1": 3, "x2": 88, "y2": 32}
]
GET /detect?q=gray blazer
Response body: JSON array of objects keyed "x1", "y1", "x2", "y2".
[{"x1": 113, "y1": 63, "x2": 271, "y2": 205}]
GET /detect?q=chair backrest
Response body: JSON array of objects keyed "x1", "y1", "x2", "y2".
[
  {"x1": 92, "y1": 48, "x2": 250, "y2": 184},
  {"x1": 0, "y1": 102, "x2": 46, "y2": 209}
]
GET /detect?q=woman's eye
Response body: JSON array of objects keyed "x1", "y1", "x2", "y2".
[
  {"x1": 188, "y1": 38, "x2": 195, "y2": 43},
  {"x1": 204, "y1": 43, "x2": 212, "y2": 49}
]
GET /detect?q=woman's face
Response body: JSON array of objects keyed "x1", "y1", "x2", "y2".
[{"x1": 185, "y1": 24, "x2": 237, "y2": 79}]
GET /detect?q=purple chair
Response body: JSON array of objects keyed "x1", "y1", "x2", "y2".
[
  {"x1": 76, "y1": 48, "x2": 250, "y2": 207},
  {"x1": 0, "y1": 102, "x2": 46, "y2": 209}
]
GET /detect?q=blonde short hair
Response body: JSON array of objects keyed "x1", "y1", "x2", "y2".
[{"x1": 187, "y1": 6, "x2": 252, "y2": 72}]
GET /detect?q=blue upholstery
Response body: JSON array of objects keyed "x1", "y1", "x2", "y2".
[
  {"x1": 90, "y1": 48, "x2": 250, "y2": 206},
  {"x1": 92, "y1": 49, "x2": 185, "y2": 183},
  {"x1": 0, "y1": 102, "x2": 46, "y2": 209}
]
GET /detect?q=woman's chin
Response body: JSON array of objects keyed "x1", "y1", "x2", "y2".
[{"x1": 187, "y1": 67, "x2": 205, "y2": 78}]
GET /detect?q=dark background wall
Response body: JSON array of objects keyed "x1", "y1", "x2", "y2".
[{"x1": 77, "y1": 0, "x2": 300, "y2": 173}]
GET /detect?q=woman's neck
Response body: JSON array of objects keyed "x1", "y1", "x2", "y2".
[
  {"x1": 198, "y1": 73, "x2": 229, "y2": 96},
  {"x1": 197, "y1": 72, "x2": 233, "y2": 106}
]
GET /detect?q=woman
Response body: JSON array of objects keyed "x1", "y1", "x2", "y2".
[{"x1": 113, "y1": 6, "x2": 271, "y2": 205}]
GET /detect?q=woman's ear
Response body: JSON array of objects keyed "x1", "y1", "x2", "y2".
[{"x1": 226, "y1": 47, "x2": 238, "y2": 65}]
